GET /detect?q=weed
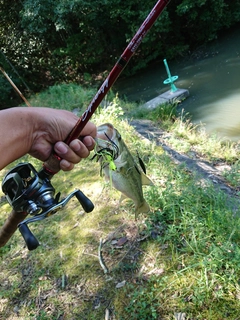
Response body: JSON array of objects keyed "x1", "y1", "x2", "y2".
[
  {"x1": 28, "y1": 83, "x2": 96, "y2": 111},
  {"x1": 223, "y1": 160, "x2": 240, "y2": 187},
  {"x1": 148, "y1": 102, "x2": 178, "y2": 123},
  {"x1": 1, "y1": 84, "x2": 240, "y2": 319},
  {"x1": 119, "y1": 284, "x2": 160, "y2": 320}
]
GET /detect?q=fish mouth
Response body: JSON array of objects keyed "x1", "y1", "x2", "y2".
[
  {"x1": 94, "y1": 123, "x2": 120, "y2": 162},
  {"x1": 96, "y1": 123, "x2": 116, "y2": 141}
]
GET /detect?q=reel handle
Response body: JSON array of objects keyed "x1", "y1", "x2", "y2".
[
  {"x1": 17, "y1": 190, "x2": 94, "y2": 250},
  {"x1": 18, "y1": 223, "x2": 39, "y2": 251},
  {"x1": 0, "y1": 210, "x2": 27, "y2": 247},
  {"x1": 75, "y1": 190, "x2": 94, "y2": 213},
  {"x1": 0, "y1": 161, "x2": 95, "y2": 250}
]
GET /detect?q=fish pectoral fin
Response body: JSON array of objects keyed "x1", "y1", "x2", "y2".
[
  {"x1": 135, "y1": 200, "x2": 150, "y2": 219},
  {"x1": 141, "y1": 172, "x2": 154, "y2": 186},
  {"x1": 117, "y1": 161, "x2": 127, "y2": 170},
  {"x1": 115, "y1": 156, "x2": 127, "y2": 169}
]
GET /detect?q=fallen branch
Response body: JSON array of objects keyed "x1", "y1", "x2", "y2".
[{"x1": 98, "y1": 238, "x2": 109, "y2": 274}]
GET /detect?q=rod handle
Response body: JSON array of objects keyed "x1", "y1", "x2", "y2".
[
  {"x1": 0, "y1": 210, "x2": 27, "y2": 247},
  {"x1": 41, "y1": 153, "x2": 62, "y2": 178}
]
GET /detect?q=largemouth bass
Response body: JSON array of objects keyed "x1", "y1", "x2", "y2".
[{"x1": 94, "y1": 123, "x2": 153, "y2": 218}]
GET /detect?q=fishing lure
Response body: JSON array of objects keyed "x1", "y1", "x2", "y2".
[
  {"x1": 92, "y1": 132, "x2": 119, "y2": 174},
  {"x1": 92, "y1": 132, "x2": 120, "y2": 189}
]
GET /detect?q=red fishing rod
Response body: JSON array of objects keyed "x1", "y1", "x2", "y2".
[
  {"x1": 0, "y1": 0, "x2": 171, "y2": 250},
  {"x1": 42, "y1": 0, "x2": 171, "y2": 176}
]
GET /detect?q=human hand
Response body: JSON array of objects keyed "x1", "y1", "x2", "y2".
[
  {"x1": 28, "y1": 108, "x2": 96, "y2": 171},
  {"x1": 0, "y1": 107, "x2": 97, "y2": 171},
  {"x1": 53, "y1": 132, "x2": 96, "y2": 171}
]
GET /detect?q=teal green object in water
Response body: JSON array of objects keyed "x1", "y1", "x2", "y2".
[{"x1": 163, "y1": 58, "x2": 178, "y2": 92}]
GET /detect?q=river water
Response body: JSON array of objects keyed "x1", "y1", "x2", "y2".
[{"x1": 115, "y1": 25, "x2": 240, "y2": 141}]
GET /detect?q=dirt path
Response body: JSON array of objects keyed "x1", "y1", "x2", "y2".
[{"x1": 130, "y1": 119, "x2": 240, "y2": 208}]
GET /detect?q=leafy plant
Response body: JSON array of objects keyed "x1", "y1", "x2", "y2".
[
  {"x1": 223, "y1": 160, "x2": 240, "y2": 187},
  {"x1": 28, "y1": 83, "x2": 96, "y2": 111},
  {"x1": 1, "y1": 86, "x2": 240, "y2": 319},
  {"x1": 2, "y1": 0, "x2": 240, "y2": 93},
  {"x1": 119, "y1": 284, "x2": 160, "y2": 320}
]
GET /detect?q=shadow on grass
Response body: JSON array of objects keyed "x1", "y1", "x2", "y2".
[{"x1": 1, "y1": 140, "x2": 240, "y2": 319}]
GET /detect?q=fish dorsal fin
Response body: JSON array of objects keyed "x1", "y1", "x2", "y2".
[
  {"x1": 141, "y1": 172, "x2": 154, "y2": 186},
  {"x1": 137, "y1": 151, "x2": 146, "y2": 174}
]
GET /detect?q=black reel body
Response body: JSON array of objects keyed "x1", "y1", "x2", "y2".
[
  {"x1": 2, "y1": 163, "x2": 55, "y2": 215},
  {"x1": 2, "y1": 163, "x2": 94, "y2": 250}
]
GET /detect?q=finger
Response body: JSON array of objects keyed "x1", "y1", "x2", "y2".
[
  {"x1": 81, "y1": 136, "x2": 95, "y2": 151},
  {"x1": 58, "y1": 139, "x2": 91, "y2": 171},
  {"x1": 54, "y1": 140, "x2": 90, "y2": 162},
  {"x1": 80, "y1": 122, "x2": 97, "y2": 138},
  {"x1": 69, "y1": 139, "x2": 90, "y2": 158},
  {"x1": 54, "y1": 141, "x2": 82, "y2": 164},
  {"x1": 59, "y1": 159, "x2": 75, "y2": 171}
]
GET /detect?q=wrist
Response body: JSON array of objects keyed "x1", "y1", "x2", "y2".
[{"x1": 0, "y1": 107, "x2": 35, "y2": 169}]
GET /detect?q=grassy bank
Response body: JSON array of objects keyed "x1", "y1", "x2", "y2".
[{"x1": 0, "y1": 84, "x2": 240, "y2": 319}]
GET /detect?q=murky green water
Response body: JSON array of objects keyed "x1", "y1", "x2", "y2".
[{"x1": 115, "y1": 25, "x2": 240, "y2": 141}]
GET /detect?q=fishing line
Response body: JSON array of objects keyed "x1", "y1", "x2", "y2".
[
  {"x1": 0, "y1": 66, "x2": 31, "y2": 107},
  {"x1": 0, "y1": 49, "x2": 31, "y2": 92}
]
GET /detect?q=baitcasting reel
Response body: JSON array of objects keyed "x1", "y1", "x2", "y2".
[{"x1": 2, "y1": 163, "x2": 94, "y2": 250}]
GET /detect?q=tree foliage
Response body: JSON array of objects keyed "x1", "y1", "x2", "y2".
[
  {"x1": 175, "y1": 0, "x2": 240, "y2": 43},
  {"x1": 0, "y1": 0, "x2": 240, "y2": 105}
]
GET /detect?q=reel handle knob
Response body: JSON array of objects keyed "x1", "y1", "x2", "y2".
[
  {"x1": 18, "y1": 223, "x2": 40, "y2": 251},
  {"x1": 75, "y1": 190, "x2": 94, "y2": 213}
]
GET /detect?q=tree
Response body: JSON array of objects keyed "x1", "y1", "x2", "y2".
[{"x1": 0, "y1": 0, "x2": 240, "y2": 105}]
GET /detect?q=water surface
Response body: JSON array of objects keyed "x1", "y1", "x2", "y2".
[{"x1": 115, "y1": 25, "x2": 240, "y2": 141}]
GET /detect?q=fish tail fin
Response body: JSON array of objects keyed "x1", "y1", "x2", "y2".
[{"x1": 135, "y1": 200, "x2": 150, "y2": 220}]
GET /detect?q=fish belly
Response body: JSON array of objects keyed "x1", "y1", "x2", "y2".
[{"x1": 103, "y1": 166, "x2": 146, "y2": 213}]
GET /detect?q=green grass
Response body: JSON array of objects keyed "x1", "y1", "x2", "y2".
[
  {"x1": 28, "y1": 83, "x2": 97, "y2": 112},
  {"x1": 1, "y1": 84, "x2": 240, "y2": 319}
]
